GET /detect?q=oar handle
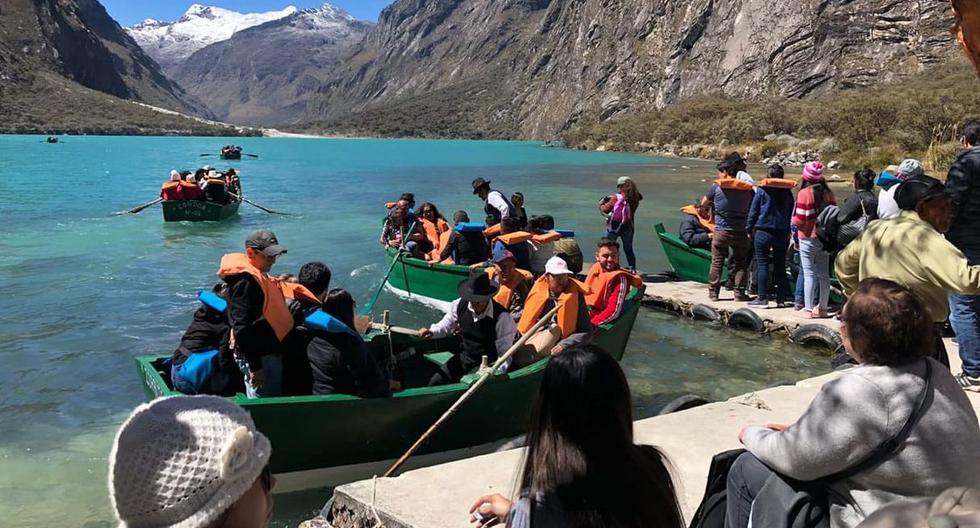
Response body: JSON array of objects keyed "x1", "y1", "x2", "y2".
[
  {"x1": 382, "y1": 304, "x2": 560, "y2": 478},
  {"x1": 361, "y1": 221, "x2": 418, "y2": 315}
]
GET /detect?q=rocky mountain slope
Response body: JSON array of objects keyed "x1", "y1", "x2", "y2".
[
  {"x1": 171, "y1": 4, "x2": 372, "y2": 126},
  {"x1": 126, "y1": 4, "x2": 297, "y2": 74},
  {"x1": 306, "y1": 0, "x2": 958, "y2": 139},
  {"x1": 0, "y1": 0, "x2": 231, "y2": 133}
]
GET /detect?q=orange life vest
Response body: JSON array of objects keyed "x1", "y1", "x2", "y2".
[
  {"x1": 497, "y1": 231, "x2": 532, "y2": 245},
  {"x1": 216, "y1": 253, "x2": 293, "y2": 341},
  {"x1": 531, "y1": 231, "x2": 561, "y2": 245},
  {"x1": 517, "y1": 276, "x2": 589, "y2": 339},
  {"x1": 759, "y1": 178, "x2": 797, "y2": 189},
  {"x1": 715, "y1": 178, "x2": 754, "y2": 191},
  {"x1": 486, "y1": 266, "x2": 533, "y2": 309},
  {"x1": 438, "y1": 229, "x2": 454, "y2": 264},
  {"x1": 584, "y1": 263, "x2": 643, "y2": 309},
  {"x1": 421, "y1": 218, "x2": 450, "y2": 260},
  {"x1": 278, "y1": 282, "x2": 321, "y2": 305},
  {"x1": 680, "y1": 205, "x2": 716, "y2": 233},
  {"x1": 483, "y1": 223, "x2": 502, "y2": 240},
  {"x1": 161, "y1": 181, "x2": 180, "y2": 191}
]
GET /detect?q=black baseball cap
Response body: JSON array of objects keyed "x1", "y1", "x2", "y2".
[{"x1": 245, "y1": 229, "x2": 287, "y2": 257}]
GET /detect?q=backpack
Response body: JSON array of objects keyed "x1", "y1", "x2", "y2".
[
  {"x1": 688, "y1": 449, "x2": 746, "y2": 528},
  {"x1": 815, "y1": 205, "x2": 841, "y2": 253},
  {"x1": 836, "y1": 199, "x2": 871, "y2": 248}
]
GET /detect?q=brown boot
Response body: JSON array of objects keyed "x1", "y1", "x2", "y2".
[
  {"x1": 708, "y1": 289, "x2": 720, "y2": 302},
  {"x1": 734, "y1": 290, "x2": 752, "y2": 302}
]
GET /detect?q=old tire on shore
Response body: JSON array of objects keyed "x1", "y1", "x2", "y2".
[
  {"x1": 691, "y1": 304, "x2": 721, "y2": 322},
  {"x1": 791, "y1": 324, "x2": 843, "y2": 352},
  {"x1": 659, "y1": 394, "x2": 711, "y2": 415},
  {"x1": 728, "y1": 308, "x2": 765, "y2": 333},
  {"x1": 832, "y1": 350, "x2": 857, "y2": 370}
]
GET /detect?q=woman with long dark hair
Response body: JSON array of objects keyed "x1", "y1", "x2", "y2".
[
  {"x1": 600, "y1": 177, "x2": 643, "y2": 272},
  {"x1": 470, "y1": 345, "x2": 683, "y2": 527},
  {"x1": 791, "y1": 161, "x2": 836, "y2": 318}
]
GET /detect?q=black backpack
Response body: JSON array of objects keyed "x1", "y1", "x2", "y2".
[{"x1": 688, "y1": 449, "x2": 746, "y2": 528}]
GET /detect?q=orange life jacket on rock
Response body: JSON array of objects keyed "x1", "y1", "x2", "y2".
[
  {"x1": 216, "y1": 253, "x2": 293, "y2": 341},
  {"x1": 486, "y1": 266, "x2": 533, "y2": 309},
  {"x1": 584, "y1": 263, "x2": 643, "y2": 309},
  {"x1": 680, "y1": 205, "x2": 716, "y2": 233},
  {"x1": 518, "y1": 275, "x2": 589, "y2": 339}
]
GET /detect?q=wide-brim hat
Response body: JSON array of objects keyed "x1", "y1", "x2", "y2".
[
  {"x1": 457, "y1": 272, "x2": 499, "y2": 302},
  {"x1": 472, "y1": 177, "x2": 491, "y2": 194},
  {"x1": 895, "y1": 174, "x2": 948, "y2": 211}
]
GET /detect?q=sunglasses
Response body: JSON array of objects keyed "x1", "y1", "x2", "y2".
[{"x1": 260, "y1": 465, "x2": 273, "y2": 492}]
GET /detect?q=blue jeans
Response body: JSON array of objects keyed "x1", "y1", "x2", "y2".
[
  {"x1": 605, "y1": 223, "x2": 636, "y2": 270},
  {"x1": 753, "y1": 229, "x2": 790, "y2": 302},
  {"x1": 235, "y1": 353, "x2": 283, "y2": 398},
  {"x1": 799, "y1": 238, "x2": 830, "y2": 311},
  {"x1": 725, "y1": 452, "x2": 774, "y2": 528},
  {"x1": 950, "y1": 293, "x2": 980, "y2": 377},
  {"x1": 795, "y1": 269, "x2": 805, "y2": 307}
]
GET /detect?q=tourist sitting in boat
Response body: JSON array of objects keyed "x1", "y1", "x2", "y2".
[
  {"x1": 679, "y1": 198, "x2": 714, "y2": 250},
  {"x1": 469, "y1": 345, "x2": 684, "y2": 527},
  {"x1": 511, "y1": 192, "x2": 528, "y2": 230},
  {"x1": 515, "y1": 256, "x2": 591, "y2": 364},
  {"x1": 472, "y1": 177, "x2": 514, "y2": 226},
  {"x1": 169, "y1": 283, "x2": 241, "y2": 396},
  {"x1": 703, "y1": 154, "x2": 755, "y2": 301},
  {"x1": 836, "y1": 174, "x2": 980, "y2": 369},
  {"x1": 746, "y1": 165, "x2": 795, "y2": 308},
  {"x1": 439, "y1": 210, "x2": 491, "y2": 266},
  {"x1": 380, "y1": 199, "x2": 425, "y2": 259},
  {"x1": 109, "y1": 396, "x2": 275, "y2": 528},
  {"x1": 182, "y1": 172, "x2": 204, "y2": 200},
  {"x1": 160, "y1": 170, "x2": 184, "y2": 201},
  {"x1": 280, "y1": 262, "x2": 333, "y2": 396},
  {"x1": 584, "y1": 238, "x2": 642, "y2": 327},
  {"x1": 418, "y1": 202, "x2": 450, "y2": 261},
  {"x1": 486, "y1": 247, "x2": 533, "y2": 318},
  {"x1": 306, "y1": 289, "x2": 391, "y2": 397},
  {"x1": 492, "y1": 217, "x2": 533, "y2": 271},
  {"x1": 527, "y1": 215, "x2": 558, "y2": 275},
  {"x1": 724, "y1": 279, "x2": 980, "y2": 528},
  {"x1": 418, "y1": 272, "x2": 517, "y2": 386},
  {"x1": 220, "y1": 230, "x2": 292, "y2": 398},
  {"x1": 226, "y1": 168, "x2": 241, "y2": 197},
  {"x1": 203, "y1": 169, "x2": 231, "y2": 204}
]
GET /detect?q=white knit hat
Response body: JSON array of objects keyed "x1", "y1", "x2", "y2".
[
  {"x1": 108, "y1": 396, "x2": 271, "y2": 528},
  {"x1": 170, "y1": 170, "x2": 181, "y2": 181}
]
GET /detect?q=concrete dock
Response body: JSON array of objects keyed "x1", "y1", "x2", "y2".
[{"x1": 306, "y1": 282, "x2": 977, "y2": 528}]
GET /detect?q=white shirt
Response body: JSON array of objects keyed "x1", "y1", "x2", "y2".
[
  {"x1": 429, "y1": 298, "x2": 517, "y2": 359},
  {"x1": 486, "y1": 190, "x2": 511, "y2": 219},
  {"x1": 878, "y1": 184, "x2": 901, "y2": 220},
  {"x1": 736, "y1": 170, "x2": 757, "y2": 188}
]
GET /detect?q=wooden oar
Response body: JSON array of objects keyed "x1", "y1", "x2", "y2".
[
  {"x1": 245, "y1": 153, "x2": 260, "y2": 159},
  {"x1": 360, "y1": 221, "x2": 418, "y2": 315},
  {"x1": 200, "y1": 153, "x2": 214, "y2": 157},
  {"x1": 370, "y1": 322, "x2": 421, "y2": 336},
  {"x1": 229, "y1": 192, "x2": 292, "y2": 215},
  {"x1": 383, "y1": 304, "x2": 561, "y2": 478},
  {"x1": 113, "y1": 197, "x2": 162, "y2": 216}
]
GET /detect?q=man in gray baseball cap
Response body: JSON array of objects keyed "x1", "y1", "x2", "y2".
[{"x1": 245, "y1": 229, "x2": 287, "y2": 260}]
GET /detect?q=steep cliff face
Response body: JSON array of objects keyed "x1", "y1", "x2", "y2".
[
  {"x1": 307, "y1": 0, "x2": 956, "y2": 138},
  {"x1": 172, "y1": 5, "x2": 372, "y2": 126},
  {"x1": 1, "y1": 0, "x2": 207, "y2": 116}
]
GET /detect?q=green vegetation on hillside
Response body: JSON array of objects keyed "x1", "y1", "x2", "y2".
[
  {"x1": 0, "y1": 72, "x2": 258, "y2": 137},
  {"x1": 562, "y1": 65, "x2": 980, "y2": 171}
]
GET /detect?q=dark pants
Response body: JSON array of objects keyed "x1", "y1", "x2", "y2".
[
  {"x1": 606, "y1": 223, "x2": 637, "y2": 271},
  {"x1": 725, "y1": 452, "x2": 774, "y2": 528},
  {"x1": 428, "y1": 351, "x2": 480, "y2": 386},
  {"x1": 795, "y1": 268, "x2": 805, "y2": 307},
  {"x1": 753, "y1": 229, "x2": 790, "y2": 302},
  {"x1": 710, "y1": 230, "x2": 750, "y2": 294}
]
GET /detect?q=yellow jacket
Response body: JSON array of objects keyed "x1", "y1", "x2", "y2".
[{"x1": 835, "y1": 210, "x2": 980, "y2": 322}]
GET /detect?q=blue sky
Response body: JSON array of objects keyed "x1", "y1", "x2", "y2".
[{"x1": 102, "y1": 1, "x2": 394, "y2": 26}]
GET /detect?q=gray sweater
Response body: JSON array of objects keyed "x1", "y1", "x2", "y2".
[{"x1": 743, "y1": 359, "x2": 980, "y2": 528}]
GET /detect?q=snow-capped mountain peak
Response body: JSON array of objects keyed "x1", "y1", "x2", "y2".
[{"x1": 125, "y1": 4, "x2": 298, "y2": 72}]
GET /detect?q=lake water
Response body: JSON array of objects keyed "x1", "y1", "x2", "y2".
[{"x1": 0, "y1": 136, "x2": 827, "y2": 527}]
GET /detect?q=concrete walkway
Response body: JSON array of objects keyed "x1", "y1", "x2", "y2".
[
  {"x1": 319, "y1": 340, "x2": 979, "y2": 528},
  {"x1": 643, "y1": 279, "x2": 839, "y2": 334}
]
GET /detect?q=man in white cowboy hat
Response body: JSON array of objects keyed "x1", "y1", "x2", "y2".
[
  {"x1": 514, "y1": 256, "x2": 592, "y2": 366},
  {"x1": 418, "y1": 272, "x2": 517, "y2": 386}
]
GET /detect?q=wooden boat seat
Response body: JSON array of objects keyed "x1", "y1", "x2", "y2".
[{"x1": 423, "y1": 351, "x2": 455, "y2": 368}]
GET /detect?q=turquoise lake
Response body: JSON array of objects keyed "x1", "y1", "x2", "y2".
[{"x1": 0, "y1": 136, "x2": 827, "y2": 526}]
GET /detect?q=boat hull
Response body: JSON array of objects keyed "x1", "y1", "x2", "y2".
[
  {"x1": 383, "y1": 248, "x2": 474, "y2": 308},
  {"x1": 135, "y1": 291, "x2": 641, "y2": 488},
  {"x1": 162, "y1": 200, "x2": 240, "y2": 222}
]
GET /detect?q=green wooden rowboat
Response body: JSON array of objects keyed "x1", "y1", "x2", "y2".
[
  {"x1": 383, "y1": 247, "x2": 478, "y2": 311},
  {"x1": 655, "y1": 222, "x2": 844, "y2": 303},
  {"x1": 162, "y1": 199, "x2": 240, "y2": 222},
  {"x1": 134, "y1": 288, "x2": 642, "y2": 491}
]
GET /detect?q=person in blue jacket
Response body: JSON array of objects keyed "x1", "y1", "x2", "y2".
[{"x1": 746, "y1": 165, "x2": 795, "y2": 307}]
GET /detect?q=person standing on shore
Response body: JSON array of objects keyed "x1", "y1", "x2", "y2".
[
  {"x1": 792, "y1": 161, "x2": 836, "y2": 318},
  {"x1": 878, "y1": 160, "x2": 923, "y2": 220},
  {"x1": 703, "y1": 158, "x2": 754, "y2": 301},
  {"x1": 945, "y1": 119, "x2": 980, "y2": 389},
  {"x1": 746, "y1": 164, "x2": 795, "y2": 308},
  {"x1": 599, "y1": 176, "x2": 643, "y2": 272}
]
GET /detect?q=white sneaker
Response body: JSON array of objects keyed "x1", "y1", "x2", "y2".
[{"x1": 956, "y1": 372, "x2": 980, "y2": 392}]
